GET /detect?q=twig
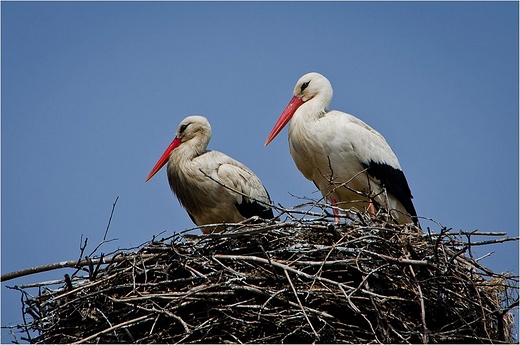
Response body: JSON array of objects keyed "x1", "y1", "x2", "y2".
[
  {"x1": 96, "y1": 307, "x2": 118, "y2": 339},
  {"x1": 337, "y1": 283, "x2": 361, "y2": 314},
  {"x1": 463, "y1": 237, "x2": 519, "y2": 246},
  {"x1": 361, "y1": 249, "x2": 430, "y2": 266},
  {"x1": 1, "y1": 254, "x2": 134, "y2": 282},
  {"x1": 408, "y1": 261, "x2": 428, "y2": 343},
  {"x1": 284, "y1": 269, "x2": 319, "y2": 340},
  {"x1": 75, "y1": 314, "x2": 153, "y2": 344},
  {"x1": 135, "y1": 304, "x2": 192, "y2": 333},
  {"x1": 88, "y1": 196, "x2": 120, "y2": 257},
  {"x1": 13, "y1": 275, "x2": 87, "y2": 289}
]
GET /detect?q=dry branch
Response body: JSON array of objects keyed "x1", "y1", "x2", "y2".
[{"x1": 2, "y1": 256, "x2": 116, "y2": 282}]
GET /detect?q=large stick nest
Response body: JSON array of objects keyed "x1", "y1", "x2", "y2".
[{"x1": 10, "y1": 213, "x2": 519, "y2": 343}]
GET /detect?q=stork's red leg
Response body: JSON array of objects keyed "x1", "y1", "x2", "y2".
[
  {"x1": 368, "y1": 198, "x2": 376, "y2": 218},
  {"x1": 329, "y1": 196, "x2": 341, "y2": 222}
]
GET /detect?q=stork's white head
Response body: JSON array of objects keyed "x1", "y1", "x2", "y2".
[
  {"x1": 265, "y1": 72, "x2": 333, "y2": 146},
  {"x1": 146, "y1": 115, "x2": 212, "y2": 182},
  {"x1": 293, "y1": 72, "x2": 333, "y2": 104},
  {"x1": 175, "y1": 115, "x2": 212, "y2": 147}
]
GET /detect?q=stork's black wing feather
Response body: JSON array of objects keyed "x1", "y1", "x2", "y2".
[
  {"x1": 363, "y1": 161, "x2": 418, "y2": 225},
  {"x1": 234, "y1": 188, "x2": 274, "y2": 220}
]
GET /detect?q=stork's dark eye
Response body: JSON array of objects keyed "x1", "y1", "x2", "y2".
[
  {"x1": 301, "y1": 81, "x2": 310, "y2": 92},
  {"x1": 179, "y1": 124, "x2": 189, "y2": 133}
]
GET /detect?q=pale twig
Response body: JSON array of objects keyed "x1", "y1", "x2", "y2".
[
  {"x1": 284, "y1": 269, "x2": 319, "y2": 340},
  {"x1": 475, "y1": 251, "x2": 494, "y2": 262},
  {"x1": 68, "y1": 235, "x2": 90, "y2": 280},
  {"x1": 175, "y1": 317, "x2": 215, "y2": 344},
  {"x1": 361, "y1": 249, "x2": 430, "y2": 266},
  {"x1": 75, "y1": 314, "x2": 153, "y2": 344},
  {"x1": 1, "y1": 255, "x2": 133, "y2": 282},
  {"x1": 408, "y1": 262, "x2": 428, "y2": 343},
  {"x1": 337, "y1": 283, "x2": 361, "y2": 314},
  {"x1": 464, "y1": 237, "x2": 519, "y2": 246},
  {"x1": 15, "y1": 276, "x2": 88, "y2": 289},
  {"x1": 136, "y1": 304, "x2": 191, "y2": 333},
  {"x1": 149, "y1": 315, "x2": 159, "y2": 337},
  {"x1": 211, "y1": 256, "x2": 247, "y2": 279},
  {"x1": 259, "y1": 288, "x2": 287, "y2": 319},
  {"x1": 96, "y1": 308, "x2": 118, "y2": 339},
  {"x1": 88, "y1": 196, "x2": 120, "y2": 257}
]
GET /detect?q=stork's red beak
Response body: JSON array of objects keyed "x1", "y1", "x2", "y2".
[
  {"x1": 145, "y1": 137, "x2": 181, "y2": 182},
  {"x1": 265, "y1": 96, "x2": 304, "y2": 146}
]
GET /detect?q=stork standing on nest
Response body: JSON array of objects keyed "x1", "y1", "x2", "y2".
[
  {"x1": 147, "y1": 115, "x2": 274, "y2": 233},
  {"x1": 265, "y1": 72, "x2": 419, "y2": 226}
]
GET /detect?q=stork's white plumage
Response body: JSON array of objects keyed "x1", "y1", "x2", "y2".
[
  {"x1": 265, "y1": 72, "x2": 419, "y2": 226},
  {"x1": 147, "y1": 115, "x2": 274, "y2": 233}
]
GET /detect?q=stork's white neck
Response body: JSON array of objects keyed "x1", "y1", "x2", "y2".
[
  {"x1": 294, "y1": 73, "x2": 333, "y2": 122},
  {"x1": 172, "y1": 137, "x2": 208, "y2": 166},
  {"x1": 303, "y1": 97, "x2": 329, "y2": 120},
  {"x1": 293, "y1": 91, "x2": 331, "y2": 126}
]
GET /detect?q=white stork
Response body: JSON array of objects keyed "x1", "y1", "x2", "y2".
[
  {"x1": 265, "y1": 72, "x2": 419, "y2": 226},
  {"x1": 147, "y1": 115, "x2": 274, "y2": 233}
]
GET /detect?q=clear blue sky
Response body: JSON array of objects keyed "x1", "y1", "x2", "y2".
[{"x1": 2, "y1": 2, "x2": 518, "y2": 340}]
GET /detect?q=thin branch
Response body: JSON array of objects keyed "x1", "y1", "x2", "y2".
[
  {"x1": 408, "y1": 258, "x2": 428, "y2": 343},
  {"x1": 75, "y1": 314, "x2": 153, "y2": 344},
  {"x1": 88, "y1": 196, "x2": 120, "y2": 257},
  {"x1": 284, "y1": 269, "x2": 319, "y2": 340},
  {"x1": 1, "y1": 254, "x2": 138, "y2": 282}
]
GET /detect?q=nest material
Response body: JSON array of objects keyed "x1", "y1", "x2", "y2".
[{"x1": 14, "y1": 215, "x2": 518, "y2": 343}]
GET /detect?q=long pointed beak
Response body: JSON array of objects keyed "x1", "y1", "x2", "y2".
[
  {"x1": 265, "y1": 96, "x2": 304, "y2": 146},
  {"x1": 145, "y1": 137, "x2": 181, "y2": 182}
]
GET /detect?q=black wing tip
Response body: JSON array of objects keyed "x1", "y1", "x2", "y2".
[
  {"x1": 235, "y1": 201, "x2": 274, "y2": 220},
  {"x1": 263, "y1": 208, "x2": 275, "y2": 220},
  {"x1": 364, "y1": 161, "x2": 419, "y2": 224}
]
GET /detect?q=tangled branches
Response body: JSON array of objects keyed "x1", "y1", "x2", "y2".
[{"x1": 7, "y1": 213, "x2": 519, "y2": 343}]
